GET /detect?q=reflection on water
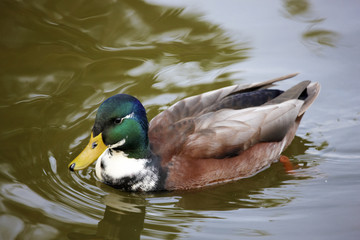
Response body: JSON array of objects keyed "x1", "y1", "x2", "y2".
[
  {"x1": 302, "y1": 28, "x2": 339, "y2": 49},
  {"x1": 0, "y1": 0, "x2": 337, "y2": 239},
  {"x1": 282, "y1": 0, "x2": 310, "y2": 16},
  {"x1": 68, "y1": 193, "x2": 146, "y2": 240},
  {"x1": 281, "y1": 0, "x2": 339, "y2": 53}
]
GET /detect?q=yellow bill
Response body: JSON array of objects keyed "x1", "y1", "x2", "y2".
[{"x1": 68, "y1": 132, "x2": 107, "y2": 171}]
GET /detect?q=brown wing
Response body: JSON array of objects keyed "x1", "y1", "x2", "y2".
[
  {"x1": 180, "y1": 99, "x2": 303, "y2": 159},
  {"x1": 148, "y1": 74, "x2": 319, "y2": 166}
]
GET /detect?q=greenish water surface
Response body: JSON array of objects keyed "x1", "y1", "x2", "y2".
[{"x1": 1, "y1": 0, "x2": 360, "y2": 239}]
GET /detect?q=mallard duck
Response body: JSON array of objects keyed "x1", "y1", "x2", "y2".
[{"x1": 68, "y1": 73, "x2": 320, "y2": 191}]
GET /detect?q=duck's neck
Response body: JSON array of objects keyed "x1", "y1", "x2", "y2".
[
  {"x1": 121, "y1": 142, "x2": 150, "y2": 160},
  {"x1": 95, "y1": 148, "x2": 163, "y2": 191}
]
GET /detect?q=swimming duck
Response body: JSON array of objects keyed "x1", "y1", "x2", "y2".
[{"x1": 68, "y1": 73, "x2": 320, "y2": 191}]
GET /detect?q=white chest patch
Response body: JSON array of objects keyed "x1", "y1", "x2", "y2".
[{"x1": 95, "y1": 149, "x2": 158, "y2": 191}]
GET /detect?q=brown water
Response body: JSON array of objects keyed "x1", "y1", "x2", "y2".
[{"x1": 1, "y1": 0, "x2": 360, "y2": 239}]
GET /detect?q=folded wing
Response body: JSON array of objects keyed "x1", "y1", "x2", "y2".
[{"x1": 149, "y1": 74, "x2": 320, "y2": 164}]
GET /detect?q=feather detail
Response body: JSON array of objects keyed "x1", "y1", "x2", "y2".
[
  {"x1": 149, "y1": 73, "x2": 305, "y2": 163},
  {"x1": 180, "y1": 99, "x2": 302, "y2": 159}
]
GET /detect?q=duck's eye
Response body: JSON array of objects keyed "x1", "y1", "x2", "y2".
[{"x1": 114, "y1": 118, "x2": 123, "y2": 124}]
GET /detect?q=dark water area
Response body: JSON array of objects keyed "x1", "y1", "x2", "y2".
[{"x1": 0, "y1": 0, "x2": 359, "y2": 239}]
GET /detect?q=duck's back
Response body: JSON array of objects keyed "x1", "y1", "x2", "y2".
[{"x1": 149, "y1": 74, "x2": 320, "y2": 190}]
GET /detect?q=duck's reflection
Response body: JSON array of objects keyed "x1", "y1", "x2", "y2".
[
  {"x1": 96, "y1": 194, "x2": 146, "y2": 240},
  {"x1": 69, "y1": 135, "x2": 326, "y2": 240},
  {"x1": 68, "y1": 192, "x2": 146, "y2": 240}
]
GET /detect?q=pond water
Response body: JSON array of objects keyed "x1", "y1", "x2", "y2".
[{"x1": 1, "y1": 0, "x2": 360, "y2": 239}]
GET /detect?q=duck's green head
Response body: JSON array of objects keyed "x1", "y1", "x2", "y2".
[{"x1": 68, "y1": 94, "x2": 149, "y2": 171}]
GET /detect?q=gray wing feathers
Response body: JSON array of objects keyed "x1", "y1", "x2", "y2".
[
  {"x1": 149, "y1": 73, "x2": 298, "y2": 127},
  {"x1": 259, "y1": 100, "x2": 303, "y2": 141},
  {"x1": 183, "y1": 100, "x2": 303, "y2": 158},
  {"x1": 299, "y1": 82, "x2": 320, "y2": 116}
]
